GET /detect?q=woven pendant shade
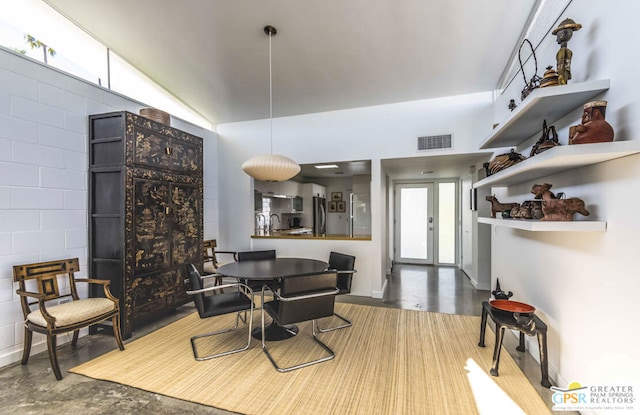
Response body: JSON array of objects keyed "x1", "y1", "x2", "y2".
[{"x1": 241, "y1": 154, "x2": 301, "y2": 182}]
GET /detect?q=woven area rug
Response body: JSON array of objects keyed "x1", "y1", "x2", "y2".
[{"x1": 70, "y1": 303, "x2": 551, "y2": 415}]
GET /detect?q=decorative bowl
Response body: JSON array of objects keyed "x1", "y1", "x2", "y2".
[{"x1": 489, "y1": 299, "x2": 535, "y2": 314}]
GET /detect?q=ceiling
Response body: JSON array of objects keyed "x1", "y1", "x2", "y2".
[
  {"x1": 45, "y1": 0, "x2": 538, "y2": 125},
  {"x1": 44, "y1": 0, "x2": 536, "y2": 180}
]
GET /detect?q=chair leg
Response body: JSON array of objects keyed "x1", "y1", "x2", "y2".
[
  {"x1": 21, "y1": 328, "x2": 32, "y2": 365},
  {"x1": 112, "y1": 314, "x2": 125, "y2": 351},
  {"x1": 191, "y1": 305, "x2": 253, "y2": 361},
  {"x1": 71, "y1": 330, "x2": 80, "y2": 347},
  {"x1": 261, "y1": 317, "x2": 336, "y2": 373},
  {"x1": 316, "y1": 312, "x2": 353, "y2": 333},
  {"x1": 46, "y1": 334, "x2": 63, "y2": 380}
]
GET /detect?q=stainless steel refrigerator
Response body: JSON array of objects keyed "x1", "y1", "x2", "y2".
[{"x1": 312, "y1": 196, "x2": 326, "y2": 235}]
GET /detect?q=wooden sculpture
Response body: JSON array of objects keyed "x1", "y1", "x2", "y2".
[
  {"x1": 485, "y1": 195, "x2": 520, "y2": 218},
  {"x1": 531, "y1": 183, "x2": 589, "y2": 221}
]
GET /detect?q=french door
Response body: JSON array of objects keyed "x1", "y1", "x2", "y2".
[{"x1": 394, "y1": 183, "x2": 434, "y2": 264}]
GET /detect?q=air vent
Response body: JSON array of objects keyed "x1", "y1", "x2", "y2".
[{"x1": 417, "y1": 134, "x2": 452, "y2": 151}]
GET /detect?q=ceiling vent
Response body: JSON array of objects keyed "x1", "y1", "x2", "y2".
[{"x1": 417, "y1": 134, "x2": 452, "y2": 151}]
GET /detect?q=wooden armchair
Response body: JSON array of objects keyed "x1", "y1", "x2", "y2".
[
  {"x1": 13, "y1": 258, "x2": 124, "y2": 380},
  {"x1": 203, "y1": 239, "x2": 237, "y2": 286}
]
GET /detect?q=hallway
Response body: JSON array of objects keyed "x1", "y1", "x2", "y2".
[{"x1": 382, "y1": 264, "x2": 489, "y2": 315}]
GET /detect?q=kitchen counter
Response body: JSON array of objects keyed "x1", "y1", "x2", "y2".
[{"x1": 251, "y1": 233, "x2": 371, "y2": 241}]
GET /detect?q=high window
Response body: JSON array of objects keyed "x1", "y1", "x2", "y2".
[{"x1": 0, "y1": 0, "x2": 210, "y2": 129}]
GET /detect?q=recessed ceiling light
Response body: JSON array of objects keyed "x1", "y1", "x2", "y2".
[
  {"x1": 421, "y1": 170, "x2": 434, "y2": 174},
  {"x1": 314, "y1": 164, "x2": 339, "y2": 169}
]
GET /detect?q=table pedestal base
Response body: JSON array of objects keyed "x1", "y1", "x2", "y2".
[{"x1": 252, "y1": 322, "x2": 298, "y2": 341}]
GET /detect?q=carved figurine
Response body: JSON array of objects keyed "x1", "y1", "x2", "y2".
[
  {"x1": 485, "y1": 195, "x2": 519, "y2": 219},
  {"x1": 531, "y1": 183, "x2": 590, "y2": 221},
  {"x1": 569, "y1": 100, "x2": 615, "y2": 144},
  {"x1": 553, "y1": 18, "x2": 582, "y2": 85}
]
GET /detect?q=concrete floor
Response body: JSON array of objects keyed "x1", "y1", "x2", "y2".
[{"x1": 0, "y1": 264, "x2": 567, "y2": 414}]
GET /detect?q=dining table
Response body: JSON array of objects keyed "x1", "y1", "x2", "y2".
[{"x1": 216, "y1": 257, "x2": 329, "y2": 341}]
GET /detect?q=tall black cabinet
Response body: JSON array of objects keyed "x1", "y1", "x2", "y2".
[{"x1": 88, "y1": 111, "x2": 203, "y2": 339}]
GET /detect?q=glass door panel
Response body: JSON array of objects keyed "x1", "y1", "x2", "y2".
[{"x1": 395, "y1": 183, "x2": 434, "y2": 264}]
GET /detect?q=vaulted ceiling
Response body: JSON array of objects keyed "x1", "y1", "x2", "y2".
[{"x1": 45, "y1": 0, "x2": 538, "y2": 125}]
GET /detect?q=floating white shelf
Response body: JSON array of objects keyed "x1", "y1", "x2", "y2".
[
  {"x1": 474, "y1": 140, "x2": 640, "y2": 189},
  {"x1": 478, "y1": 217, "x2": 607, "y2": 232},
  {"x1": 479, "y1": 79, "x2": 610, "y2": 149}
]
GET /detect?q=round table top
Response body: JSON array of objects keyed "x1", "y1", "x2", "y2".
[{"x1": 216, "y1": 257, "x2": 328, "y2": 280}]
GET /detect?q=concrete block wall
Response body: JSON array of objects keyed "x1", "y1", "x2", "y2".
[{"x1": 0, "y1": 48, "x2": 216, "y2": 368}]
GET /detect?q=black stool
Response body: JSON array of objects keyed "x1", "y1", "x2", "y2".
[{"x1": 478, "y1": 300, "x2": 551, "y2": 388}]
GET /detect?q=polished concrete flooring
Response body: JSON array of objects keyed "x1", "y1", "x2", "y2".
[{"x1": 0, "y1": 264, "x2": 566, "y2": 414}]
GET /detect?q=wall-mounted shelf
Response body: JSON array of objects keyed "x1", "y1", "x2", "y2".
[
  {"x1": 474, "y1": 140, "x2": 640, "y2": 189},
  {"x1": 479, "y1": 79, "x2": 610, "y2": 149},
  {"x1": 478, "y1": 217, "x2": 607, "y2": 232}
]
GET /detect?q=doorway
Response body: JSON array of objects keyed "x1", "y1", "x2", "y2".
[
  {"x1": 393, "y1": 181, "x2": 457, "y2": 265},
  {"x1": 394, "y1": 183, "x2": 434, "y2": 264}
]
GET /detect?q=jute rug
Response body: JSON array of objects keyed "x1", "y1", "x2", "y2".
[{"x1": 70, "y1": 303, "x2": 551, "y2": 415}]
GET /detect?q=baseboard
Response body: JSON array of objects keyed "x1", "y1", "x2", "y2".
[
  {"x1": 0, "y1": 330, "x2": 84, "y2": 370},
  {"x1": 469, "y1": 277, "x2": 490, "y2": 291},
  {"x1": 371, "y1": 279, "x2": 387, "y2": 299}
]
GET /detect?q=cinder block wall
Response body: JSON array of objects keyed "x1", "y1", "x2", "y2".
[{"x1": 0, "y1": 48, "x2": 216, "y2": 368}]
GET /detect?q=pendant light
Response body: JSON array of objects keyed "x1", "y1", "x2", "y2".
[{"x1": 241, "y1": 25, "x2": 300, "y2": 182}]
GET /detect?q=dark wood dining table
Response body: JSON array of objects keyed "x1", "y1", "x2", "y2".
[{"x1": 216, "y1": 257, "x2": 329, "y2": 341}]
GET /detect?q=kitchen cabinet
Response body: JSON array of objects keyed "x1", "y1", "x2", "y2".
[
  {"x1": 88, "y1": 111, "x2": 203, "y2": 338},
  {"x1": 254, "y1": 190, "x2": 263, "y2": 211},
  {"x1": 475, "y1": 79, "x2": 640, "y2": 232},
  {"x1": 292, "y1": 196, "x2": 303, "y2": 212}
]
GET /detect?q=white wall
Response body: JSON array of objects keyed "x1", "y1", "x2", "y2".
[
  {"x1": 217, "y1": 91, "x2": 493, "y2": 298},
  {"x1": 487, "y1": 0, "x2": 640, "y2": 403},
  {"x1": 0, "y1": 48, "x2": 217, "y2": 368}
]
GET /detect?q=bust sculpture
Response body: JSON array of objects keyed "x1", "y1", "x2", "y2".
[
  {"x1": 553, "y1": 18, "x2": 582, "y2": 85},
  {"x1": 569, "y1": 100, "x2": 615, "y2": 144}
]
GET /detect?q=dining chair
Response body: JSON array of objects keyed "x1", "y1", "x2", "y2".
[
  {"x1": 203, "y1": 239, "x2": 237, "y2": 288},
  {"x1": 12, "y1": 258, "x2": 125, "y2": 380},
  {"x1": 236, "y1": 249, "x2": 277, "y2": 292},
  {"x1": 185, "y1": 264, "x2": 254, "y2": 360},
  {"x1": 261, "y1": 271, "x2": 339, "y2": 372},
  {"x1": 317, "y1": 251, "x2": 357, "y2": 333}
]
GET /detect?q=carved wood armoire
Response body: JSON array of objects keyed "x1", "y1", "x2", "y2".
[{"x1": 88, "y1": 111, "x2": 203, "y2": 339}]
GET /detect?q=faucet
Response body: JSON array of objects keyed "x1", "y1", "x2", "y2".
[
  {"x1": 269, "y1": 214, "x2": 280, "y2": 234},
  {"x1": 256, "y1": 213, "x2": 266, "y2": 234}
]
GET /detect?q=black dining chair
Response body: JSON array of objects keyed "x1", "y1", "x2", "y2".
[
  {"x1": 236, "y1": 249, "x2": 277, "y2": 292},
  {"x1": 317, "y1": 251, "x2": 357, "y2": 333},
  {"x1": 185, "y1": 264, "x2": 254, "y2": 360},
  {"x1": 261, "y1": 271, "x2": 340, "y2": 372}
]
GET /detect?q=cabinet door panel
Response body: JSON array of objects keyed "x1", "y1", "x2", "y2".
[
  {"x1": 170, "y1": 138, "x2": 201, "y2": 173},
  {"x1": 133, "y1": 178, "x2": 171, "y2": 273},
  {"x1": 133, "y1": 126, "x2": 172, "y2": 170},
  {"x1": 170, "y1": 182, "x2": 201, "y2": 266}
]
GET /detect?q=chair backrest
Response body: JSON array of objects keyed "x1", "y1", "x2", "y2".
[
  {"x1": 328, "y1": 251, "x2": 356, "y2": 294},
  {"x1": 13, "y1": 258, "x2": 81, "y2": 314},
  {"x1": 186, "y1": 264, "x2": 206, "y2": 317},
  {"x1": 237, "y1": 249, "x2": 276, "y2": 262},
  {"x1": 203, "y1": 239, "x2": 217, "y2": 263},
  {"x1": 274, "y1": 271, "x2": 337, "y2": 325}
]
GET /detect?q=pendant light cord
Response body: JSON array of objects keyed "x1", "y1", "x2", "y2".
[{"x1": 268, "y1": 30, "x2": 273, "y2": 154}]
